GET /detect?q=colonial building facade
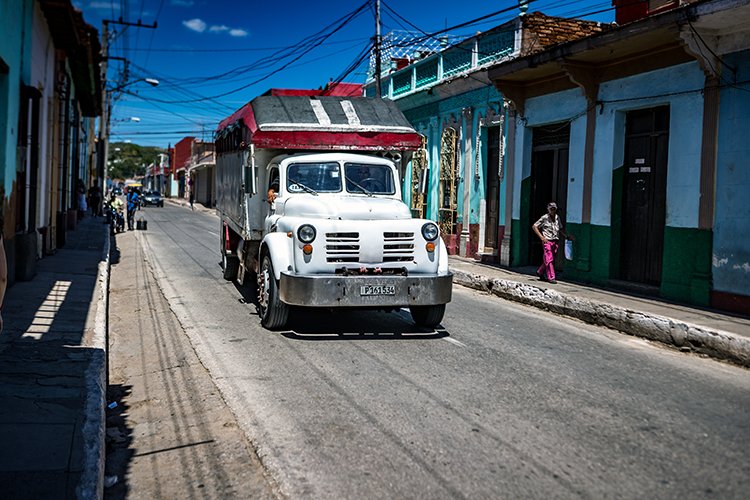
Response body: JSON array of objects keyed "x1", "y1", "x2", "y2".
[
  {"x1": 0, "y1": 0, "x2": 101, "y2": 284},
  {"x1": 488, "y1": 0, "x2": 750, "y2": 313},
  {"x1": 366, "y1": 12, "x2": 607, "y2": 262}
]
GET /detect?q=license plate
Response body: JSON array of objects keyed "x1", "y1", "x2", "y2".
[{"x1": 360, "y1": 285, "x2": 396, "y2": 296}]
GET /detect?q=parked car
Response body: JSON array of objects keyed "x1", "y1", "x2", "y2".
[{"x1": 142, "y1": 190, "x2": 164, "y2": 207}]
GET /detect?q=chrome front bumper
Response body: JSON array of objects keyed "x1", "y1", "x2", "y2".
[{"x1": 279, "y1": 272, "x2": 453, "y2": 307}]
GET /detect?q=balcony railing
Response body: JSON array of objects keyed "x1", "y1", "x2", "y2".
[{"x1": 366, "y1": 27, "x2": 517, "y2": 100}]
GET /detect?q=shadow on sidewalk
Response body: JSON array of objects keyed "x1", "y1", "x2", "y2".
[
  {"x1": 0, "y1": 217, "x2": 106, "y2": 498},
  {"x1": 103, "y1": 384, "x2": 133, "y2": 499},
  {"x1": 110, "y1": 236, "x2": 121, "y2": 266}
]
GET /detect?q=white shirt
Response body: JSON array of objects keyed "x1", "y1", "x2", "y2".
[{"x1": 535, "y1": 213, "x2": 563, "y2": 241}]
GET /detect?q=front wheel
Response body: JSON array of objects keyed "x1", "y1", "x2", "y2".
[
  {"x1": 258, "y1": 254, "x2": 289, "y2": 329},
  {"x1": 410, "y1": 304, "x2": 446, "y2": 328}
]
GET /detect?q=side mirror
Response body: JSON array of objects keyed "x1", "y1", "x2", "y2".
[{"x1": 243, "y1": 164, "x2": 253, "y2": 194}]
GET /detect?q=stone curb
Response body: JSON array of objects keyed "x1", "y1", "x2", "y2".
[
  {"x1": 76, "y1": 223, "x2": 110, "y2": 499},
  {"x1": 452, "y1": 269, "x2": 750, "y2": 368}
]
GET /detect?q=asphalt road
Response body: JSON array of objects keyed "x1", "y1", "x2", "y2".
[{"x1": 130, "y1": 202, "x2": 750, "y2": 499}]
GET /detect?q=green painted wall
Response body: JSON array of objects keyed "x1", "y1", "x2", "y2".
[
  {"x1": 564, "y1": 223, "x2": 611, "y2": 285},
  {"x1": 609, "y1": 165, "x2": 625, "y2": 279},
  {"x1": 511, "y1": 219, "x2": 711, "y2": 307},
  {"x1": 511, "y1": 219, "x2": 521, "y2": 266},
  {"x1": 511, "y1": 176, "x2": 533, "y2": 266},
  {"x1": 661, "y1": 227, "x2": 712, "y2": 306}
]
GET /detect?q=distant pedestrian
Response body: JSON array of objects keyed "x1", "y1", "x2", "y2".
[
  {"x1": 126, "y1": 188, "x2": 140, "y2": 230},
  {"x1": 88, "y1": 181, "x2": 102, "y2": 217},
  {"x1": 188, "y1": 177, "x2": 195, "y2": 210},
  {"x1": 532, "y1": 202, "x2": 573, "y2": 284},
  {"x1": 76, "y1": 179, "x2": 87, "y2": 219}
]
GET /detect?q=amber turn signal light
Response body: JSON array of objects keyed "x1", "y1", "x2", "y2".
[
  {"x1": 303, "y1": 244, "x2": 313, "y2": 255},
  {"x1": 425, "y1": 242, "x2": 436, "y2": 252}
]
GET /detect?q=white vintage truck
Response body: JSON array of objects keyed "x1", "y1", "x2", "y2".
[{"x1": 215, "y1": 90, "x2": 452, "y2": 329}]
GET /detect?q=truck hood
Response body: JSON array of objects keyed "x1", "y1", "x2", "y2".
[{"x1": 281, "y1": 196, "x2": 412, "y2": 220}]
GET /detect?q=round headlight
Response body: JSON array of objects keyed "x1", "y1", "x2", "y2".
[
  {"x1": 297, "y1": 224, "x2": 317, "y2": 243},
  {"x1": 421, "y1": 222, "x2": 439, "y2": 241}
]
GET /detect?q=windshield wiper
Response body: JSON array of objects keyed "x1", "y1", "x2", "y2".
[
  {"x1": 287, "y1": 178, "x2": 318, "y2": 196},
  {"x1": 344, "y1": 176, "x2": 373, "y2": 197}
]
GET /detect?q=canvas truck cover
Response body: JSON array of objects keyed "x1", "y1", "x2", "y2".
[{"x1": 216, "y1": 95, "x2": 422, "y2": 151}]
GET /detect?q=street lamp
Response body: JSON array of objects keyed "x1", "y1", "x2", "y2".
[
  {"x1": 111, "y1": 116, "x2": 141, "y2": 124},
  {"x1": 109, "y1": 78, "x2": 160, "y2": 93}
]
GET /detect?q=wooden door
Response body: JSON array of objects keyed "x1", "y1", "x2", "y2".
[
  {"x1": 620, "y1": 106, "x2": 670, "y2": 285},
  {"x1": 529, "y1": 124, "x2": 570, "y2": 265},
  {"x1": 484, "y1": 127, "x2": 501, "y2": 249}
]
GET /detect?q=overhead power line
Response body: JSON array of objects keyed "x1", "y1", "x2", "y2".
[
  {"x1": 129, "y1": 1, "x2": 372, "y2": 104},
  {"x1": 124, "y1": 36, "x2": 371, "y2": 53}
]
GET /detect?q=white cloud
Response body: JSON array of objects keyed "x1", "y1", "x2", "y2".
[
  {"x1": 89, "y1": 1, "x2": 120, "y2": 9},
  {"x1": 171, "y1": 0, "x2": 195, "y2": 6},
  {"x1": 182, "y1": 19, "x2": 248, "y2": 37},
  {"x1": 182, "y1": 18, "x2": 207, "y2": 33}
]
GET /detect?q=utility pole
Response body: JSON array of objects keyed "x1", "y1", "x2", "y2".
[
  {"x1": 98, "y1": 18, "x2": 157, "y2": 190},
  {"x1": 98, "y1": 21, "x2": 109, "y2": 189},
  {"x1": 374, "y1": 0, "x2": 382, "y2": 98}
]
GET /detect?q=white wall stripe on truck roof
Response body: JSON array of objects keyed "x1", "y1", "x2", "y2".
[
  {"x1": 310, "y1": 100, "x2": 332, "y2": 125},
  {"x1": 340, "y1": 100, "x2": 362, "y2": 127}
]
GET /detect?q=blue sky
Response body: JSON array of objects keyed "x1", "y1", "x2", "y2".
[{"x1": 74, "y1": 0, "x2": 615, "y2": 147}]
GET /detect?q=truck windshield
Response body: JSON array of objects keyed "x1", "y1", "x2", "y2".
[
  {"x1": 344, "y1": 163, "x2": 395, "y2": 195},
  {"x1": 286, "y1": 162, "x2": 342, "y2": 193}
]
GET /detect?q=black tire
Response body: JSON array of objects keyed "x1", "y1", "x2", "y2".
[
  {"x1": 410, "y1": 304, "x2": 446, "y2": 328},
  {"x1": 222, "y1": 252, "x2": 239, "y2": 281},
  {"x1": 258, "y1": 254, "x2": 289, "y2": 329}
]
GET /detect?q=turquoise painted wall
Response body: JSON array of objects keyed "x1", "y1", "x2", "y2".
[
  {"x1": 399, "y1": 84, "x2": 504, "y2": 227},
  {"x1": 0, "y1": 0, "x2": 33, "y2": 205},
  {"x1": 713, "y1": 49, "x2": 750, "y2": 298}
]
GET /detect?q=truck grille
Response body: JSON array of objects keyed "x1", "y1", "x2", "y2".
[
  {"x1": 383, "y1": 232, "x2": 414, "y2": 262},
  {"x1": 326, "y1": 232, "x2": 360, "y2": 263}
]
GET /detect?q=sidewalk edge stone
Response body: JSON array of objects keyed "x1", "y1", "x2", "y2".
[
  {"x1": 76, "y1": 224, "x2": 110, "y2": 499},
  {"x1": 452, "y1": 268, "x2": 750, "y2": 368}
]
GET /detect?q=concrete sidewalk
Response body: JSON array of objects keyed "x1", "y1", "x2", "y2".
[
  {"x1": 0, "y1": 216, "x2": 109, "y2": 499},
  {"x1": 450, "y1": 256, "x2": 750, "y2": 367}
]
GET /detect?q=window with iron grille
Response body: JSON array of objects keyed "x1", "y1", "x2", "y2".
[
  {"x1": 415, "y1": 59, "x2": 438, "y2": 89},
  {"x1": 392, "y1": 71, "x2": 412, "y2": 97},
  {"x1": 477, "y1": 30, "x2": 515, "y2": 66},
  {"x1": 442, "y1": 45, "x2": 472, "y2": 78}
]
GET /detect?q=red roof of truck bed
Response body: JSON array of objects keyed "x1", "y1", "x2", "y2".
[{"x1": 216, "y1": 95, "x2": 421, "y2": 151}]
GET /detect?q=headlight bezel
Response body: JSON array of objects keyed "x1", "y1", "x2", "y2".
[
  {"x1": 421, "y1": 222, "x2": 439, "y2": 241},
  {"x1": 297, "y1": 224, "x2": 317, "y2": 243}
]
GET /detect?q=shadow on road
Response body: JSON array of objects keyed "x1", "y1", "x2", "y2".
[
  {"x1": 232, "y1": 278, "x2": 260, "y2": 310},
  {"x1": 281, "y1": 308, "x2": 450, "y2": 341}
]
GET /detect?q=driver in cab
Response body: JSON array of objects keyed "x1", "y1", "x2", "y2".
[
  {"x1": 267, "y1": 171, "x2": 280, "y2": 205},
  {"x1": 346, "y1": 166, "x2": 372, "y2": 192}
]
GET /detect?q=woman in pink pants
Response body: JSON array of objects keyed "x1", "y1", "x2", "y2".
[{"x1": 532, "y1": 202, "x2": 573, "y2": 284}]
